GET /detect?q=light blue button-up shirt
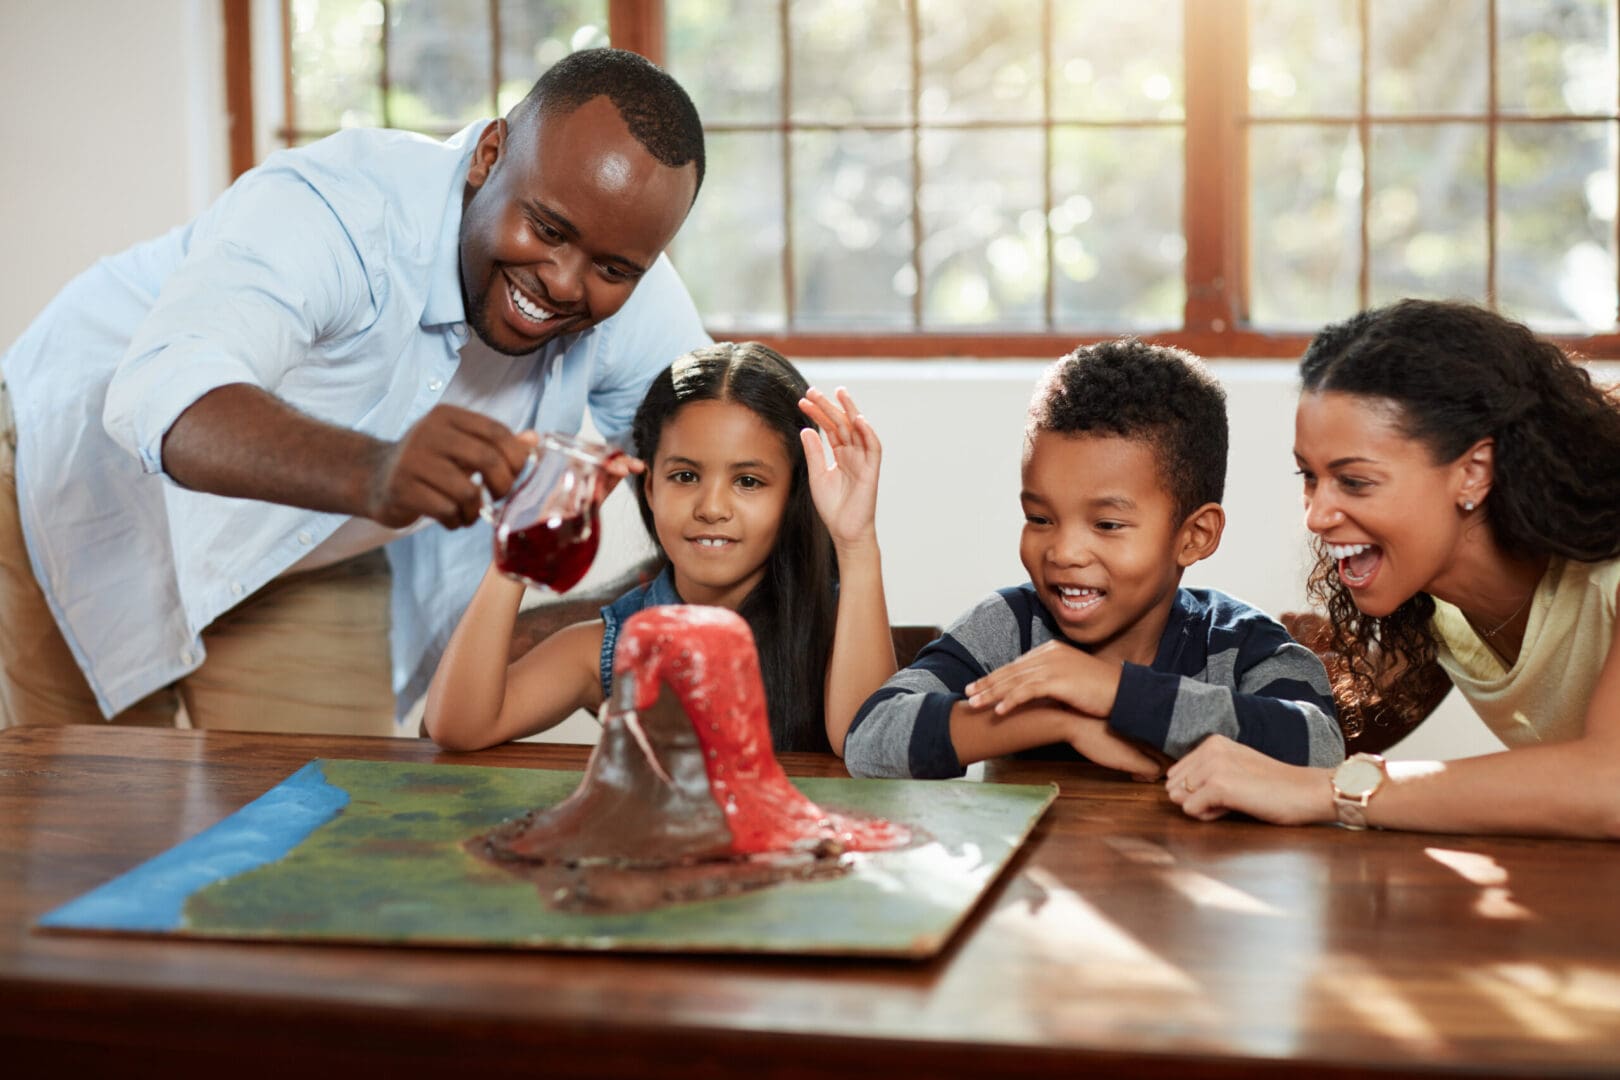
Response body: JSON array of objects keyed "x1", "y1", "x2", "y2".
[{"x1": 0, "y1": 121, "x2": 709, "y2": 718}]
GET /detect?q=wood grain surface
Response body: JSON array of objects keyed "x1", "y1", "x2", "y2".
[{"x1": 3, "y1": 725, "x2": 1618, "y2": 1078}]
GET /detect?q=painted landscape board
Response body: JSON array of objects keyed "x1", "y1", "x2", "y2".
[{"x1": 40, "y1": 758, "x2": 1056, "y2": 958}]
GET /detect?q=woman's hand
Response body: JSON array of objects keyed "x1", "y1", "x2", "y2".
[
  {"x1": 1166, "y1": 734, "x2": 1336, "y2": 825},
  {"x1": 798, "y1": 387, "x2": 881, "y2": 550}
]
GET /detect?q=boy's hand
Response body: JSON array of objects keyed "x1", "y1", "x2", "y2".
[
  {"x1": 965, "y1": 640, "x2": 1123, "y2": 718},
  {"x1": 1068, "y1": 714, "x2": 1168, "y2": 781}
]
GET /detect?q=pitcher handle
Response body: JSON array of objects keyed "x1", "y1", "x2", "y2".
[{"x1": 475, "y1": 445, "x2": 541, "y2": 526}]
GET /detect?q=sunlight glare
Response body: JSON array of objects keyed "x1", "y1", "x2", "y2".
[
  {"x1": 1464, "y1": 968, "x2": 1588, "y2": 1042},
  {"x1": 993, "y1": 868, "x2": 1200, "y2": 993},
  {"x1": 1424, "y1": 847, "x2": 1508, "y2": 887},
  {"x1": 1316, "y1": 954, "x2": 1448, "y2": 1056}
]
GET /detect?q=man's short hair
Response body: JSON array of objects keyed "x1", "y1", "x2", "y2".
[
  {"x1": 1029, "y1": 338, "x2": 1228, "y2": 520},
  {"x1": 511, "y1": 47, "x2": 705, "y2": 194}
]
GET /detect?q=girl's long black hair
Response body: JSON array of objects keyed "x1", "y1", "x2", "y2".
[
  {"x1": 1300, "y1": 299, "x2": 1620, "y2": 737},
  {"x1": 629, "y1": 341, "x2": 838, "y2": 752}
]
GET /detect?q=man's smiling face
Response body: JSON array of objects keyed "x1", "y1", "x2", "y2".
[{"x1": 458, "y1": 95, "x2": 697, "y2": 356}]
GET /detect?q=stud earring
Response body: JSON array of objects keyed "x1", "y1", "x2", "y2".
[{"x1": 1462, "y1": 500, "x2": 1475, "y2": 511}]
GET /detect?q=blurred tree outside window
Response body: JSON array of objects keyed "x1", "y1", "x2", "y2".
[{"x1": 273, "y1": 0, "x2": 1620, "y2": 354}]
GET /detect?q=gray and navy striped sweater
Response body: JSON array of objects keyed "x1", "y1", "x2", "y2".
[{"x1": 846, "y1": 584, "x2": 1344, "y2": 779}]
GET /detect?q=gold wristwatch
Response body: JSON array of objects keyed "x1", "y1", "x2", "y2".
[{"x1": 1330, "y1": 752, "x2": 1387, "y2": 829}]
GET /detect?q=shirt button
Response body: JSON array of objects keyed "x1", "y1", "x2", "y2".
[
  {"x1": 428, "y1": 377, "x2": 444, "y2": 392},
  {"x1": 297, "y1": 531, "x2": 313, "y2": 546},
  {"x1": 230, "y1": 582, "x2": 244, "y2": 597},
  {"x1": 180, "y1": 649, "x2": 194, "y2": 666}
]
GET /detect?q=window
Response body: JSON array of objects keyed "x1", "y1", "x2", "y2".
[{"x1": 238, "y1": 0, "x2": 1620, "y2": 356}]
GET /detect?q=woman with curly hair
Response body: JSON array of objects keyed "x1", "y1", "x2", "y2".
[{"x1": 1166, "y1": 299, "x2": 1620, "y2": 838}]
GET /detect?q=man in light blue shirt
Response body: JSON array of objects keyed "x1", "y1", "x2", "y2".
[{"x1": 0, "y1": 49, "x2": 710, "y2": 733}]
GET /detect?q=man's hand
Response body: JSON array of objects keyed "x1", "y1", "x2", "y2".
[
  {"x1": 363, "y1": 406, "x2": 535, "y2": 529},
  {"x1": 965, "y1": 640, "x2": 1123, "y2": 718}
]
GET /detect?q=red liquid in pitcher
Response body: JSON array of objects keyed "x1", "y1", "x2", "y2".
[{"x1": 497, "y1": 513, "x2": 600, "y2": 592}]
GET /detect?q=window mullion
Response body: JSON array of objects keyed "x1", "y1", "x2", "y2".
[
  {"x1": 1182, "y1": 0, "x2": 1246, "y2": 334},
  {"x1": 909, "y1": 0, "x2": 924, "y2": 331},
  {"x1": 780, "y1": 0, "x2": 796, "y2": 330},
  {"x1": 1042, "y1": 0, "x2": 1055, "y2": 331},
  {"x1": 609, "y1": 0, "x2": 665, "y2": 64},
  {"x1": 1486, "y1": 0, "x2": 1499, "y2": 308}
]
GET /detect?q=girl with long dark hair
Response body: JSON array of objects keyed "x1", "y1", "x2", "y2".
[
  {"x1": 1167, "y1": 300, "x2": 1620, "y2": 838},
  {"x1": 424, "y1": 341, "x2": 895, "y2": 754}
]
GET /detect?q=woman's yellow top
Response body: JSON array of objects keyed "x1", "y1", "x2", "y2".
[{"x1": 1429, "y1": 556, "x2": 1620, "y2": 747}]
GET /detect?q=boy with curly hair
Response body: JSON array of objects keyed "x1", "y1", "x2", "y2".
[{"x1": 844, "y1": 339, "x2": 1344, "y2": 780}]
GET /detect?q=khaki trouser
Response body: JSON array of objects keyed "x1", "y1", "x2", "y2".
[{"x1": 0, "y1": 379, "x2": 397, "y2": 735}]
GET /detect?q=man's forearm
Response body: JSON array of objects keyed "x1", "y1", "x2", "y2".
[
  {"x1": 162, "y1": 383, "x2": 385, "y2": 514},
  {"x1": 508, "y1": 554, "x2": 663, "y2": 659}
]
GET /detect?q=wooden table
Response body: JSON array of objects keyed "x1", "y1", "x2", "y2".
[{"x1": 3, "y1": 726, "x2": 1618, "y2": 1078}]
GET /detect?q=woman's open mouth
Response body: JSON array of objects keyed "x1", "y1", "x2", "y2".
[{"x1": 1329, "y1": 542, "x2": 1383, "y2": 589}]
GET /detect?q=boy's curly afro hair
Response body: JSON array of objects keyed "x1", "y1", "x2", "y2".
[{"x1": 1029, "y1": 338, "x2": 1228, "y2": 521}]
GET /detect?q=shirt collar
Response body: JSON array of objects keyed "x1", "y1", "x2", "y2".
[
  {"x1": 646, "y1": 564, "x2": 683, "y2": 607},
  {"x1": 420, "y1": 122, "x2": 485, "y2": 329}
]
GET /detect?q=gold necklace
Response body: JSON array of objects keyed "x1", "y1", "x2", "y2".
[{"x1": 1472, "y1": 589, "x2": 1533, "y2": 639}]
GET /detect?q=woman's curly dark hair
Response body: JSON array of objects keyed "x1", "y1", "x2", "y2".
[{"x1": 1300, "y1": 299, "x2": 1620, "y2": 737}]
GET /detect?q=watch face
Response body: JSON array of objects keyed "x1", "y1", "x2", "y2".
[{"x1": 1335, "y1": 756, "x2": 1384, "y2": 798}]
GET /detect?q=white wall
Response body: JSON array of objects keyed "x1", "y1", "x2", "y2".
[
  {"x1": 0, "y1": 0, "x2": 227, "y2": 345},
  {"x1": 1, "y1": 0, "x2": 1505, "y2": 761}
]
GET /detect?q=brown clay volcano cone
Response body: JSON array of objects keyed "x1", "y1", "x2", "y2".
[
  {"x1": 470, "y1": 606, "x2": 910, "y2": 913},
  {"x1": 476, "y1": 680, "x2": 734, "y2": 867}
]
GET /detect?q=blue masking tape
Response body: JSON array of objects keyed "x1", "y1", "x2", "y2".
[{"x1": 38, "y1": 759, "x2": 348, "y2": 932}]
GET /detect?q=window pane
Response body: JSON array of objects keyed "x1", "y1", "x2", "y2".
[
  {"x1": 1053, "y1": 129, "x2": 1184, "y2": 328},
  {"x1": 1051, "y1": 0, "x2": 1182, "y2": 121},
  {"x1": 1498, "y1": 0, "x2": 1619, "y2": 115},
  {"x1": 1369, "y1": 0, "x2": 1487, "y2": 115},
  {"x1": 290, "y1": 0, "x2": 384, "y2": 131},
  {"x1": 1248, "y1": 0, "x2": 1359, "y2": 118},
  {"x1": 1250, "y1": 125, "x2": 1362, "y2": 327},
  {"x1": 1498, "y1": 121, "x2": 1618, "y2": 331},
  {"x1": 791, "y1": 131, "x2": 915, "y2": 329},
  {"x1": 919, "y1": 130, "x2": 1046, "y2": 329},
  {"x1": 387, "y1": 0, "x2": 492, "y2": 130},
  {"x1": 919, "y1": 0, "x2": 1042, "y2": 122},
  {"x1": 790, "y1": 0, "x2": 910, "y2": 123},
  {"x1": 667, "y1": 0, "x2": 781, "y2": 124},
  {"x1": 672, "y1": 133, "x2": 785, "y2": 329},
  {"x1": 1368, "y1": 124, "x2": 1487, "y2": 305},
  {"x1": 496, "y1": 1, "x2": 609, "y2": 115}
]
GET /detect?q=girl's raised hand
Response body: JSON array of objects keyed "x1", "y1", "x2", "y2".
[{"x1": 798, "y1": 386, "x2": 882, "y2": 549}]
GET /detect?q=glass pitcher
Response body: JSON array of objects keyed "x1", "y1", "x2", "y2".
[{"x1": 481, "y1": 431, "x2": 613, "y2": 594}]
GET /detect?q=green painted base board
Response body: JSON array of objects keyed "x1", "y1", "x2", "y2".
[{"x1": 43, "y1": 758, "x2": 1055, "y2": 958}]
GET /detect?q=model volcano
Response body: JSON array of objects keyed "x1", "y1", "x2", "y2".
[{"x1": 470, "y1": 606, "x2": 911, "y2": 912}]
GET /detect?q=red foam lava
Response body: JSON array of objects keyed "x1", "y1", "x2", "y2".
[{"x1": 615, "y1": 606, "x2": 910, "y2": 855}]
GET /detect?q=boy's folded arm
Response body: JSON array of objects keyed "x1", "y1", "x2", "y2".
[
  {"x1": 844, "y1": 629, "x2": 985, "y2": 777},
  {"x1": 844, "y1": 587, "x2": 1044, "y2": 778},
  {"x1": 1107, "y1": 641, "x2": 1344, "y2": 767}
]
